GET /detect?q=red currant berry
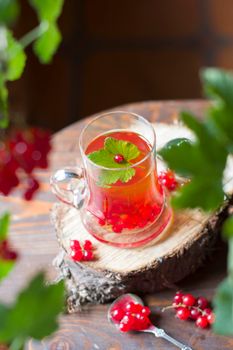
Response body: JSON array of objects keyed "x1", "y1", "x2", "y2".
[
  {"x1": 114, "y1": 154, "x2": 124, "y2": 163},
  {"x1": 173, "y1": 292, "x2": 183, "y2": 305},
  {"x1": 196, "y1": 316, "x2": 209, "y2": 329},
  {"x1": 83, "y1": 240, "x2": 93, "y2": 250},
  {"x1": 70, "y1": 240, "x2": 81, "y2": 251},
  {"x1": 98, "y1": 218, "x2": 105, "y2": 226},
  {"x1": 112, "y1": 223, "x2": 124, "y2": 233},
  {"x1": 196, "y1": 297, "x2": 208, "y2": 310},
  {"x1": 111, "y1": 307, "x2": 125, "y2": 323},
  {"x1": 190, "y1": 308, "x2": 201, "y2": 320},
  {"x1": 134, "y1": 314, "x2": 150, "y2": 330},
  {"x1": 207, "y1": 312, "x2": 215, "y2": 325},
  {"x1": 176, "y1": 307, "x2": 191, "y2": 320},
  {"x1": 158, "y1": 170, "x2": 178, "y2": 191},
  {"x1": 119, "y1": 314, "x2": 135, "y2": 332},
  {"x1": 3, "y1": 249, "x2": 18, "y2": 261},
  {"x1": 182, "y1": 294, "x2": 196, "y2": 307},
  {"x1": 71, "y1": 249, "x2": 83, "y2": 261},
  {"x1": 203, "y1": 308, "x2": 212, "y2": 316},
  {"x1": 83, "y1": 250, "x2": 94, "y2": 261}
]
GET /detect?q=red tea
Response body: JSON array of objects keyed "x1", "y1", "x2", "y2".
[{"x1": 85, "y1": 131, "x2": 164, "y2": 233}]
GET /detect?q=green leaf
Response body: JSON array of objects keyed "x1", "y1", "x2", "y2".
[
  {"x1": 0, "y1": 213, "x2": 10, "y2": 241},
  {"x1": 0, "y1": 0, "x2": 19, "y2": 25},
  {"x1": 201, "y1": 68, "x2": 233, "y2": 108},
  {"x1": 88, "y1": 149, "x2": 120, "y2": 168},
  {"x1": 29, "y1": 0, "x2": 64, "y2": 22},
  {"x1": 105, "y1": 137, "x2": 140, "y2": 161},
  {"x1": 0, "y1": 259, "x2": 15, "y2": 282},
  {"x1": 88, "y1": 137, "x2": 140, "y2": 186},
  {"x1": 222, "y1": 216, "x2": 233, "y2": 240},
  {"x1": 33, "y1": 22, "x2": 61, "y2": 64},
  {"x1": 0, "y1": 272, "x2": 64, "y2": 343},
  {"x1": 213, "y1": 277, "x2": 233, "y2": 335},
  {"x1": 159, "y1": 111, "x2": 228, "y2": 210},
  {"x1": 6, "y1": 30, "x2": 26, "y2": 81}
]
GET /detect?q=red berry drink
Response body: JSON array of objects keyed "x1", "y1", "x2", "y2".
[{"x1": 82, "y1": 130, "x2": 170, "y2": 246}]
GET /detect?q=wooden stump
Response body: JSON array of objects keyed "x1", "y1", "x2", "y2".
[{"x1": 51, "y1": 122, "x2": 233, "y2": 312}]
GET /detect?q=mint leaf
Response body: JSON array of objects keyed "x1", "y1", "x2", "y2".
[
  {"x1": 0, "y1": 272, "x2": 64, "y2": 343},
  {"x1": 87, "y1": 137, "x2": 140, "y2": 186},
  {"x1": 33, "y1": 22, "x2": 61, "y2": 64},
  {"x1": 6, "y1": 30, "x2": 26, "y2": 81},
  {"x1": 88, "y1": 149, "x2": 120, "y2": 168},
  {"x1": 0, "y1": 212, "x2": 10, "y2": 241},
  {"x1": 105, "y1": 137, "x2": 140, "y2": 161}
]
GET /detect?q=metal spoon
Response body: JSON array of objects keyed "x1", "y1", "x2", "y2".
[{"x1": 108, "y1": 293, "x2": 193, "y2": 350}]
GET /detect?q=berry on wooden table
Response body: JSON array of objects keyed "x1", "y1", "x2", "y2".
[
  {"x1": 176, "y1": 307, "x2": 191, "y2": 320},
  {"x1": 158, "y1": 169, "x2": 178, "y2": 191},
  {"x1": 196, "y1": 316, "x2": 209, "y2": 329},
  {"x1": 182, "y1": 294, "x2": 196, "y2": 307},
  {"x1": 69, "y1": 239, "x2": 94, "y2": 262}
]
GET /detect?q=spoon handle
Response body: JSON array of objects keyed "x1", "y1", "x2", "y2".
[{"x1": 149, "y1": 326, "x2": 193, "y2": 350}]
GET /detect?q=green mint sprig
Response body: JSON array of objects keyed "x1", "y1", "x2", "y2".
[{"x1": 87, "y1": 137, "x2": 140, "y2": 186}]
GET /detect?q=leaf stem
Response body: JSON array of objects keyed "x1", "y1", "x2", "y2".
[{"x1": 19, "y1": 21, "x2": 49, "y2": 49}]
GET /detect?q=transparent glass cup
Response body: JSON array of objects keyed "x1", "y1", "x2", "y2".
[{"x1": 50, "y1": 111, "x2": 172, "y2": 248}]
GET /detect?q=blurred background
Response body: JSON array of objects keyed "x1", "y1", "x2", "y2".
[{"x1": 10, "y1": 0, "x2": 233, "y2": 131}]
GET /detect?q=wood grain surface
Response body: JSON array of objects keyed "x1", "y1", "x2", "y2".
[{"x1": 0, "y1": 100, "x2": 232, "y2": 350}]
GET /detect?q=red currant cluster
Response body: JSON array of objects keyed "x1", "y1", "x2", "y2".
[
  {"x1": 111, "y1": 301, "x2": 151, "y2": 332},
  {"x1": 0, "y1": 128, "x2": 51, "y2": 199},
  {"x1": 163, "y1": 292, "x2": 215, "y2": 329},
  {"x1": 0, "y1": 240, "x2": 18, "y2": 261},
  {"x1": 70, "y1": 239, "x2": 94, "y2": 261},
  {"x1": 98, "y1": 202, "x2": 161, "y2": 233},
  {"x1": 158, "y1": 170, "x2": 178, "y2": 191}
]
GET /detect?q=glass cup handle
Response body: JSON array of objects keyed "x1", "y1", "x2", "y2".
[{"x1": 50, "y1": 167, "x2": 87, "y2": 209}]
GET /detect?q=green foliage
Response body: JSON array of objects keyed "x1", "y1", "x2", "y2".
[
  {"x1": 29, "y1": 0, "x2": 64, "y2": 22},
  {"x1": 0, "y1": 272, "x2": 64, "y2": 345},
  {"x1": 160, "y1": 67, "x2": 233, "y2": 335},
  {"x1": 33, "y1": 22, "x2": 61, "y2": 64},
  {"x1": 213, "y1": 278, "x2": 233, "y2": 335},
  {"x1": 29, "y1": 0, "x2": 64, "y2": 63},
  {"x1": 88, "y1": 137, "x2": 140, "y2": 186},
  {"x1": 159, "y1": 69, "x2": 232, "y2": 211},
  {"x1": 0, "y1": 213, "x2": 14, "y2": 282},
  {"x1": 214, "y1": 216, "x2": 233, "y2": 335},
  {"x1": 6, "y1": 30, "x2": 26, "y2": 81},
  {"x1": 0, "y1": 0, "x2": 19, "y2": 25},
  {"x1": 0, "y1": 213, "x2": 10, "y2": 241},
  {"x1": 0, "y1": 0, "x2": 64, "y2": 127}
]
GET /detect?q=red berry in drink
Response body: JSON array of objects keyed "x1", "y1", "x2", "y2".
[
  {"x1": 112, "y1": 223, "x2": 124, "y2": 233},
  {"x1": 182, "y1": 294, "x2": 196, "y2": 307},
  {"x1": 196, "y1": 297, "x2": 208, "y2": 310},
  {"x1": 190, "y1": 308, "x2": 201, "y2": 320},
  {"x1": 98, "y1": 218, "x2": 105, "y2": 226},
  {"x1": 83, "y1": 250, "x2": 93, "y2": 261},
  {"x1": 71, "y1": 249, "x2": 83, "y2": 261},
  {"x1": 114, "y1": 154, "x2": 124, "y2": 163},
  {"x1": 111, "y1": 307, "x2": 125, "y2": 323},
  {"x1": 70, "y1": 240, "x2": 81, "y2": 251},
  {"x1": 176, "y1": 307, "x2": 191, "y2": 320},
  {"x1": 83, "y1": 240, "x2": 93, "y2": 250},
  {"x1": 196, "y1": 316, "x2": 209, "y2": 329}
]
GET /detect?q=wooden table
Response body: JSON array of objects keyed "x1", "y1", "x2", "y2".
[{"x1": 0, "y1": 101, "x2": 232, "y2": 350}]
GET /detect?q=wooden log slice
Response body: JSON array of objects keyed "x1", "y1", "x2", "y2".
[{"x1": 51, "y1": 122, "x2": 233, "y2": 312}]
